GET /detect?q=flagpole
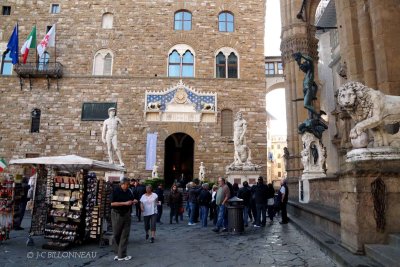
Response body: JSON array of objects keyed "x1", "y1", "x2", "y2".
[{"x1": 34, "y1": 21, "x2": 38, "y2": 65}]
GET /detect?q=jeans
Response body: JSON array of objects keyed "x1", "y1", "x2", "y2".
[
  {"x1": 255, "y1": 203, "x2": 267, "y2": 226},
  {"x1": 243, "y1": 206, "x2": 249, "y2": 226},
  {"x1": 189, "y1": 202, "x2": 198, "y2": 224},
  {"x1": 216, "y1": 204, "x2": 227, "y2": 230},
  {"x1": 199, "y1": 205, "x2": 209, "y2": 227},
  {"x1": 267, "y1": 205, "x2": 275, "y2": 221},
  {"x1": 157, "y1": 204, "x2": 163, "y2": 222}
]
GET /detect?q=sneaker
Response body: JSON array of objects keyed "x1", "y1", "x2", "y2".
[
  {"x1": 114, "y1": 256, "x2": 118, "y2": 261},
  {"x1": 188, "y1": 222, "x2": 196, "y2": 226},
  {"x1": 279, "y1": 221, "x2": 288, "y2": 224},
  {"x1": 221, "y1": 228, "x2": 228, "y2": 232},
  {"x1": 212, "y1": 228, "x2": 220, "y2": 233},
  {"x1": 14, "y1": 226, "x2": 24, "y2": 230},
  {"x1": 253, "y1": 224, "x2": 261, "y2": 228},
  {"x1": 117, "y1": 256, "x2": 132, "y2": 261},
  {"x1": 150, "y1": 237, "x2": 154, "y2": 243}
]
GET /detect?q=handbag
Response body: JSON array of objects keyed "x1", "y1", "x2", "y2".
[
  {"x1": 267, "y1": 198, "x2": 274, "y2": 206},
  {"x1": 178, "y1": 207, "x2": 184, "y2": 214}
]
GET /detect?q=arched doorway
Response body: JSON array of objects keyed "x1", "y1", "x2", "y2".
[{"x1": 164, "y1": 132, "x2": 194, "y2": 188}]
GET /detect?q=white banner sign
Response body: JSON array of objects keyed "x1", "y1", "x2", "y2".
[{"x1": 145, "y1": 133, "x2": 158, "y2": 170}]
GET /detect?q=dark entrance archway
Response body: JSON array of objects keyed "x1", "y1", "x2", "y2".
[{"x1": 164, "y1": 132, "x2": 194, "y2": 188}]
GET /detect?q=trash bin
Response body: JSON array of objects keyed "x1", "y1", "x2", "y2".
[{"x1": 227, "y1": 196, "x2": 244, "y2": 234}]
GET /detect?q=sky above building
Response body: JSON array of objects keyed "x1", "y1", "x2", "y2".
[{"x1": 265, "y1": 0, "x2": 281, "y2": 56}]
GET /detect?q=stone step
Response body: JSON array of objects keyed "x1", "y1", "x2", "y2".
[
  {"x1": 365, "y1": 244, "x2": 400, "y2": 267},
  {"x1": 389, "y1": 234, "x2": 400, "y2": 248}
]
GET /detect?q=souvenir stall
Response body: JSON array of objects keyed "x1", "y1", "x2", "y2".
[
  {"x1": 0, "y1": 176, "x2": 14, "y2": 242},
  {"x1": 9, "y1": 155, "x2": 124, "y2": 250}
]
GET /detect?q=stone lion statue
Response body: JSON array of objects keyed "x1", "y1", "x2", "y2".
[{"x1": 337, "y1": 81, "x2": 400, "y2": 148}]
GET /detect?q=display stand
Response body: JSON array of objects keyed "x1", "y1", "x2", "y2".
[
  {"x1": 9, "y1": 155, "x2": 126, "y2": 249},
  {"x1": 0, "y1": 177, "x2": 14, "y2": 242}
]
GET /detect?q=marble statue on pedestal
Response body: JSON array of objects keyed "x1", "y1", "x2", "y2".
[
  {"x1": 152, "y1": 164, "x2": 158, "y2": 178},
  {"x1": 199, "y1": 162, "x2": 205, "y2": 181},
  {"x1": 102, "y1": 107, "x2": 124, "y2": 166},
  {"x1": 301, "y1": 132, "x2": 326, "y2": 177},
  {"x1": 227, "y1": 112, "x2": 260, "y2": 171},
  {"x1": 337, "y1": 81, "x2": 400, "y2": 148}
]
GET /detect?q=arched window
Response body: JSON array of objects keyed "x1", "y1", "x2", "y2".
[
  {"x1": 174, "y1": 10, "x2": 192, "y2": 31},
  {"x1": 93, "y1": 50, "x2": 113, "y2": 75},
  {"x1": 215, "y1": 48, "x2": 239, "y2": 78},
  {"x1": 31, "y1": 108, "x2": 41, "y2": 133},
  {"x1": 218, "y1": 11, "x2": 234, "y2": 32},
  {"x1": 102, "y1": 13, "x2": 113, "y2": 29},
  {"x1": 221, "y1": 109, "x2": 233, "y2": 136},
  {"x1": 38, "y1": 52, "x2": 50, "y2": 71},
  {"x1": 168, "y1": 44, "x2": 195, "y2": 77},
  {"x1": 1, "y1": 51, "x2": 13, "y2": 75},
  {"x1": 216, "y1": 52, "x2": 226, "y2": 78}
]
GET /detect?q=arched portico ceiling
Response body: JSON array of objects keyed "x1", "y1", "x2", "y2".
[{"x1": 266, "y1": 82, "x2": 285, "y2": 95}]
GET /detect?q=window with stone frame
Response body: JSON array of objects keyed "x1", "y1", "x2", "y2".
[
  {"x1": 50, "y1": 4, "x2": 60, "y2": 14},
  {"x1": 277, "y1": 62, "x2": 283, "y2": 74},
  {"x1": 168, "y1": 44, "x2": 195, "y2": 77},
  {"x1": 221, "y1": 109, "x2": 233, "y2": 136},
  {"x1": 1, "y1": 51, "x2": 13, "y2": 75},
  {"x1": 174, "y1": 10, "x2": 192, "y2": 31},
  {"x1": 102, "y1": 12, "x2": 113, "y2": 29},
  {"x1": 265, "y1": 62, "x2": 275, "y2": 75},
  {"x1": 278, "y1": 171, "x2": 282, "y2": 177},
  {"x1": 215, "y1": 48, "x2": 239, "y2": 78},
  {"x1": 93, "y1": 49, "x2": 113, "y2": 76},
  {"x1": 218, "y1": 11, "x2": 234, "y2": 32},
  {"x1": 2, "y1": 6, "x2": 11, "y2": 16},
  {"x1": 31, "y1": 109, "x2": 41, "y2": 133}
]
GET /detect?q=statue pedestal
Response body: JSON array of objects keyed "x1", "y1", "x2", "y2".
[
  {"x1": 226, "y1": 169, "x2": 262, "y2": 187},
  {"x1": 105, "y1": 171, "x2": 124, "y2": 182},
  {"x1": 299, "y1": 132, "x2": 327, "y2": 203},
  {"x1": 339, "y1": 148, "x2": 400, "y2": 254}
]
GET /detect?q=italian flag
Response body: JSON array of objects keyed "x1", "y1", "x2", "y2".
[
  {"x1": 21, "y1": 26, "x2": 37, "y2": 64},
  {"x1": 0, "y1": 158, "x2": 7, "y2": 172}
]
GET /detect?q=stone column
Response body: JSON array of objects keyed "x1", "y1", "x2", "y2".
[
  {"x1": 335, "y1": 0, "x2": 364, "y2": 82},
  {"x1": 339, "y1": 150, "x2": 400, "y2": 253},
  {"x1": 368, "y1": 0, "x2": 400, "y2": 94},
  {"x1": 356, "y1": 0, "x2": 377, "y2": 88},
  {"x1": 280, "y1": 0, "x2": 319, "y2": 180}
]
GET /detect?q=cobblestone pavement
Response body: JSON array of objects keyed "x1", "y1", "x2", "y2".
[{"x1": 0, "y1": 208, "x2": 337, "y2": 267}]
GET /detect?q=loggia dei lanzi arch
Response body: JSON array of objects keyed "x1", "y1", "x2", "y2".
[{"x1": 280, "y1": 0, "x2": 400, "y2": 255}]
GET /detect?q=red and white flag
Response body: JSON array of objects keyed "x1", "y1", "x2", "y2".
[
  {"x1": 21, "y1": 26, "x2": 37, "y2": 64},
  {"x1": 37, "y1": 24, "x2": 56, "y2": 58}
]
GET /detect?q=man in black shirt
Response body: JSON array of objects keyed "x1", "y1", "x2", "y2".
[{"x1": 111, "y1": 178, "x2": 137, "y2": 261}]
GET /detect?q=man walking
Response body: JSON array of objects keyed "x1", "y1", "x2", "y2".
[
  {"x1": 212, "y1": 177, "x2": 230, "y2": 233},
  {"x1": 279, "y1": 179, "x2": 289, "y2": 224},
  {"x1": 111, "y1": 178, "x2": 137, "y2": 261}
]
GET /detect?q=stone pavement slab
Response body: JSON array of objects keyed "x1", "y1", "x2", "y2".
[{"x1": 0, "y1": 208, "x2": 337, "y2": 267}]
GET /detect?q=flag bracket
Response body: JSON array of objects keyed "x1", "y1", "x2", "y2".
[{"x1": 19, "y1": 77, "x2": 24, "y2": 91}]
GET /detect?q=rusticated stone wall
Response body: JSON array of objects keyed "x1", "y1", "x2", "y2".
[{"x1": 0, "y1": 0, "x2": 267, "y2": 180}]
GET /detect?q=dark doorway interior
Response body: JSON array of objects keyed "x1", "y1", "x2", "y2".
[{"x1": 164, "y1": 133, "x2": 194, "y2": 188}]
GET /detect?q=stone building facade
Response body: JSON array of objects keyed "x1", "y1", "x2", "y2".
[{"x1": 0, "y1": 0, "x2": 267, "y2": 185}]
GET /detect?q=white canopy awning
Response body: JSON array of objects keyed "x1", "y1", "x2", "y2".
[{"x1": 9, "y1": 155, "x2": 125, "y2": 172}]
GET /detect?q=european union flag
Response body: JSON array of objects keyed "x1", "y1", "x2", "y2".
[{"x1": 5, "y1": 24, "x2": 19, "y2": 64}]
